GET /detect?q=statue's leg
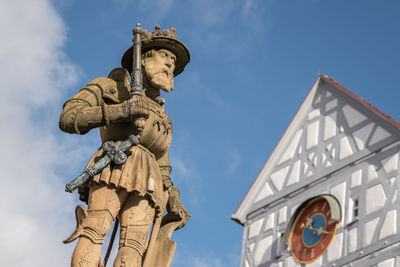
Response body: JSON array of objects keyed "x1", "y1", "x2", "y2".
[
  {"x1": 71, "y1": 184, "x2": 127, "y2": 267},
  {"x1": 114, "y1": 193, "x2": 155, "y2": 267},
  {"x1": 71, "y1": 236, "x2": 102, "y2": 267}
]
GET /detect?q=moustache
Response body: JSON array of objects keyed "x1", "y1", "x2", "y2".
[{"x1": 150, "y1": 68, "x2": 173, "y2": 77}]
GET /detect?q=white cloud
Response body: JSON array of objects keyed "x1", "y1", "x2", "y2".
[{"x1": 0, "y1": 0, "x2": 80, "y2": 265}]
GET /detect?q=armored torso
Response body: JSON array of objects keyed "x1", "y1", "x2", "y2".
[{"x1": 99, "y1": 96, "x2": 172, "y2": 160}]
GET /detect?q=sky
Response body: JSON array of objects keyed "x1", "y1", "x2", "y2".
[{"x1": 0, "y1": 0, "x2": 399, "y2": 266}]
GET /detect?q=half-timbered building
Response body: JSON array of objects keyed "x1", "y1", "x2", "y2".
[{"x1": 232, "y1": 75, "x2": 400, "y2": 267}]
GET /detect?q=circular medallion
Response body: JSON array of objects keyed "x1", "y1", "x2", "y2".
[{"x1": 290, "y1": 197, "x2": 338, "y2": 263}]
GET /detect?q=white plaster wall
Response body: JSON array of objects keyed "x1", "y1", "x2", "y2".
[
  {"x1": 377, "y1": 258, "x2": 395, "y2": 267},
  {"x1": 327, "y1": 232, "x2": 343, "y2": 262}
]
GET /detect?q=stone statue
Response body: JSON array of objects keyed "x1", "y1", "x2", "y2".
[{"x1": 60, "y1": 24, "x2": 190, "y2": 267}]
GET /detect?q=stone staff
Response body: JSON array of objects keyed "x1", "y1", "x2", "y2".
[{"x1": 130, "y1": 23, "x2": 143, "y2": 97}]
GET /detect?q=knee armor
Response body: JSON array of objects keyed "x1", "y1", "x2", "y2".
[
  {"x1": 64, "y1": 205, "x2": 115, "y2": 244},
  {"x1": 81, "y1": 209, "x2": 114, "y2": 244}
]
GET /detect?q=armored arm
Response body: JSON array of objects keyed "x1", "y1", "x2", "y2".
[{"x1": 59, "y1": 68, "x2": 148, "y2": 135}]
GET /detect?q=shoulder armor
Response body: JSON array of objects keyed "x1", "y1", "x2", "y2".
[
  {"x1": 106, "y1": 68, "x2": 131, "y2": 103},
  {"x1": 86, "y1": 68, "x2": 130, "y2": 104}
]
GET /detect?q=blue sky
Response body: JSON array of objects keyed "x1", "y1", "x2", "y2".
[{"x1": 1, "y1": 0, "x2": 399, "y2": 266}]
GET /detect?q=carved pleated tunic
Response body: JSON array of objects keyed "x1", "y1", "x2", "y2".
[{"x1": 82, "y1": 97, "x2": 172, "y2": 209}]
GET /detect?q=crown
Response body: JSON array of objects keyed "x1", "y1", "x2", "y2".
[
  {"x1": 121, "y1": 25, "x2": 190, "y2": 77},
  {"x1": 142, "y1": 25, "x2": 177, "y2": 40}
]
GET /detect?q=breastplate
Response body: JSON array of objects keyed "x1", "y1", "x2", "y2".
[{"x1": 100, "y1": 97, "x2": 172, "y2": 159}]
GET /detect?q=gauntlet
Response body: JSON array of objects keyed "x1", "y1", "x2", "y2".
[
  {"x1": 164, "y1": 186, "x2": 190, "y2": 229},
  {"x1": 69, "y1": 96, "x2": 149, "y2": 134}
]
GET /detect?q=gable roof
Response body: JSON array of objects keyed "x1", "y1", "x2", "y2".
[
  {"x1": 322, "y1": 75, "x2": 400, "y2": 128},
  {"x1": 231, "y1": 74, "x2": 400, "y2": 225}
]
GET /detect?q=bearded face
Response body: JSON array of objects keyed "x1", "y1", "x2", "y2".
[{"x1": 142, "y1": 49, "x2": 176, "y2": 92}]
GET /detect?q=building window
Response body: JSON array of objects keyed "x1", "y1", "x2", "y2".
[
  {"x1": 353, "y1": 198, "x2": 359, "y2": 219},
  {"x1": 347, "y1": 196, "x2": 360, "y2": 225}
]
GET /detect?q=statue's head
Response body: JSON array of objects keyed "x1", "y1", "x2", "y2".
[
  {"x1": 141, "y1": 48, "x2": 176, "y2": 92},
  {"x1": 121, "y1": 25, "x2": 190, "y2": 92}
]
